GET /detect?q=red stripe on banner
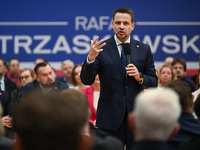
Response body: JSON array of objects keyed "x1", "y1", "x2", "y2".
[
  {"x1": 55, "y1": 69, "x2": 199, "y2": 78},
  {"x1": 186, "y1": 69, "x2": 198, "y2": 76}
]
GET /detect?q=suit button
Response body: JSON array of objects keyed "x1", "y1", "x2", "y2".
[
  {"x1": 126, "y1": 86, "x2": 128, "y2": 89},
  {"x1": 123, "y1": 96, "x2": 126, "y2": 99}
]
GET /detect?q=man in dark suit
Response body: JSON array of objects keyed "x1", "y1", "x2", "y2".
[
  {"x1": 0, "y1": 58, "x2": 17, "y2": 137},
  {"x1": 22, "y1": 62, "x2": 68, "y2": 99},
  {"x1": 80, "y1": 7, "x2": 157, "y2": 149},
  {"x1": 128, "y1": 88, "x2": 181, "y2": 150}
]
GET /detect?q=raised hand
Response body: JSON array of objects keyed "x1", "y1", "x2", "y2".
[{"x1": 88, "y1": 36, "x2": 106, "y2": 61}]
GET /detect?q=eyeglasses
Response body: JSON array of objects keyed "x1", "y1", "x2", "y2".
[{"x1": 19, "y1": 75, "x2": 30, "y2": 80}]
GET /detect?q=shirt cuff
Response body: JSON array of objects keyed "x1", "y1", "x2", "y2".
[{"x1": 86, "y1": 55, "x2": 95, "y2": 64}]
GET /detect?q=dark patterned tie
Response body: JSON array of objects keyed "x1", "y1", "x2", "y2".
[{"x1": 120, "y1": 43, "x2": 126, "y2": 74}]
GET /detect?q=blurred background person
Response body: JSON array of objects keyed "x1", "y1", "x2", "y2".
[
  {"x1": 128, "y1": 88, "x2": 181, "y2": 150},
  {"x1": 12, "y1": 68, "x2": 35, "y2": 107},
  {"x1": 192, "y1": 69, "x2": 200, "y2": 102},
  {"x1": 12, "y1": 91, "x2": 89, "y2": 150},
  {"x1": 7, "y1": 58, "x2": 20, "y2": 88},
  {"x1": 164, "y1": 56, "x2": 174, "y2": 66},
  {"x1": 158, "y1": 64, "x2": 176, "y2": 89},
  {"x1": 70, "y1": 64, "x2": 87, "y2": 90},
  {"x1": 179, "y1": 94, "x2": 200, "y2": 150},
  {"x1": 166, "y1": 80, "x2": 200, "y2": 149},
  {"x1": 82, "y1": 75, "x2": 100, "y2": 125},
  {"x1": 0, "y1": 103, "x2": 12, "y2": 150},
  {"x1": 34, "y1": 58, "x2": 48, "y2": 68},
  {"x1": 172, "y1": 58, "x2": 196, "y2": 92},
  {"x1": 59, "y1": 59, "x2": 74, "y2": 87}
]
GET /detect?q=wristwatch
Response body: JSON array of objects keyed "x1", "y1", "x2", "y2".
[{"x1": 137, "y1": 72, "x2": 144, "y2": 82}]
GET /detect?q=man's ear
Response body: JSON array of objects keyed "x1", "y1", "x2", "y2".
[
  {"x1": 169, "y1": 123, "x2": 180, "y2": 139},
  {"x1": 128, "y1": 111, "x2": 135, "y2": 133}
]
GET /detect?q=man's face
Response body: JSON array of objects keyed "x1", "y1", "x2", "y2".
[
  {"x1": 9, "y1": 59, "x2": 19, "y2": 75},
  {"x1": 0, "y1": 60, "x2": 5, "y2": 77},
  {"x1": 62, "y1": 63, "x2": 73, "y2": 78},
  {"x1": 112, "y1": 13, "x2": 135, "y2": 43},
  {"x1": 172, "y1": 63, "x2": 185, "y2": 79},
  {"x1": 36, "y1": 65, "x2": 55, "y2": 89}
]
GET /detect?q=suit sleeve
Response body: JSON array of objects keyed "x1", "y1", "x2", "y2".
[
  {"x1": 142, "y1": 45, "x2": 158, "y2": 88},
  {"x1": 80, "y1": 59, "x2": 98, "y2": 85}
]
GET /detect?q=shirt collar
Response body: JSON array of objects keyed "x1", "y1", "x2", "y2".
[
  {"x1": 114, "y1": 34, "x2": 131, "y2": 46},
  {"x1": 0, "y1": 76, "x2": 4, "y2": 84}
]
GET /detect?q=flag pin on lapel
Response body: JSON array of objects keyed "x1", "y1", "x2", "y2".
[
  {"x1": 136, "y1": 45, "x2": 139, "y2": 47},
  {"x1": 55, "y1": 87, "x2": 58, "y2": 90}
]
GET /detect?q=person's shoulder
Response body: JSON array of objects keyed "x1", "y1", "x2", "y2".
[
  {"x1": 55, "y1": 79, "x2": 69, "y2": 88},
  {"x1": 94, "y1": 134, "x2": 123, "y2": 150},
  {"x1": 131, "y1": 38, "x2": 149, "y2": 49},
  {"x1": 24, "y1": 80, "x2": 38, "y2": 89}
]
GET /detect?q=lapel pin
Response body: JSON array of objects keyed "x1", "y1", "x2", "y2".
[
  {"x1": 136, "y1": 45, "x2": 139, "y2": 48},
  {"x1": 55, "y1": 87, "x2": 58, "y2": 89}
]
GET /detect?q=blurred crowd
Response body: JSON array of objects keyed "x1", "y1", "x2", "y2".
[{"x1": 0, "y1": 55, "x2": 200, "y2": 150}]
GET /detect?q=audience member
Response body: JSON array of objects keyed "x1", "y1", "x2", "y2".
[
  {"x1": 0, "y1": 58, "x2": 17, "y2": 137},
  {"x1": 34, "y1": 58, "x2": 48, "y2": 68},
  {"x1": 166, "y1": 80, "x2": 200, "y2": 149},
  {"x1": 158, "y1": 64, "x2": 176, "y2": 89},
  {"x1": 192, "y1": 69, "x2": 200, "y2": 102},
  {"x1": 190, "y1": 56, "x2": 200, "y2": 86},
  {"x1": 171, "y1": 58, "x2": 196, "y2": 92},
  {"x1": 164, "y1": 56, "x2": 174, "y2": 66},
  {"x1": 59, "y1": 59, "x2": 74, "y2": 87},
  {"x1": 7, "y1": 58, "x2": 20, "y2": 87},
  {"x1": 82, "y1": 75, "x2": 100, "y2": 125},
  {"x1": 12, "y1": 91, "x2": 88, "y2": 150},
  {"x1": 70, "y1": 64, "x2": 87, "y2": 90},
  {"x1": 12, "y1": 68, "x2": 35, "y2": 108},
  {"x1": 21, "y1": 62, "x2": 68, "y2": 99},
  {"x1": 60, "y1": 89, "x2": 124, "y2": 150},
  {"x1": 128, "y1": 88, "x2": 181, "y2": 150},
  {"x1": 0, "y1": 103, "x2": 12, "y2": 150},
  {"x1": 179, "y1": 94, "x2": 200, "y2": 150}
]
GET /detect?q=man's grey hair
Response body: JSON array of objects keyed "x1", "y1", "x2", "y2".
[
  {"x1": 61, "y1": 59, "x2": 74, "y2": 68},
  {"x1": 134, "y1": 88, "x2": 181, "y2": 140}
]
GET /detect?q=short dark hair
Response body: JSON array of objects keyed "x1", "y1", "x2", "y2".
[
  {"x1": 171, "y1": 58, "x2": 187, "y2": 71},
  {"x1": 13, "y1": 91, "x2": 85, "y2": 150},
  {"x1": 34, "y1": 62, "x2": 49, "y2": 75},
  {"x1": 166, "y1": 80, "x2": 193, "y2": 111},
  {"x1": 113, "y1": 7, "x2": 134, "y2": 23},
  {"x1": 34, "y1": 58, "x2": 48, "y2": 64},
  {"x1": 9, "y1": 58, "x2": 19, "y2": 67},
  {"x1": 197, "y1": 69, "x2": 200, "y2": 89},
  {"x1": 71, "y1": 64, "x2": 82, "y2": 86}
]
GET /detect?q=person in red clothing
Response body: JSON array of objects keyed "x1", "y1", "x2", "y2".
[
  {"x1": 7, "y1": 58, "x2": 20, "y2": 87},
  {"x1": 81, "y1": 75, "x2": 100, "y2": 125}
]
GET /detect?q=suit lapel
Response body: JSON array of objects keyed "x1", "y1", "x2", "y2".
[
  {"x1": 130, "y1": 39, "x2": 140, "y2": 64},
  {"x1": 107, "y1": 36, "x2": 126, "y2": 80}
]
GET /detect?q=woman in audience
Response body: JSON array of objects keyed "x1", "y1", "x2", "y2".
[
  {"x1": 192, "y1": 69, "x2": 200, "y2": 102},
  {"x1": 12, "y1": 68, "x2": 35, "y2": 106},
  {"x1": 82, "y1": 75, "x2": 100, "y2": 125},
  {"x1": 70, "y1": 64, "x2": 87, "y2": 90},
  {"x1": 158, "y1": 64, "x2": 176, "y2": 89}
]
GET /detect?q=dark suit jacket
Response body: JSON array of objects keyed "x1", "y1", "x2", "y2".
[
  {"x1": 21, "y1": 79, "x2": 69, "y2": 99},
  {"x1": 80, "y1": 35, "x2": 157, "y2": 130},
  {"x1": 4, "y1": 76, "x2": 17, "y2": 97},
  {"x1": 0, "y1": 90, "x2": 10, "y2": 116},
  {"x1": 131, "y1": 141, "x2": 171, "y2": 150}
]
